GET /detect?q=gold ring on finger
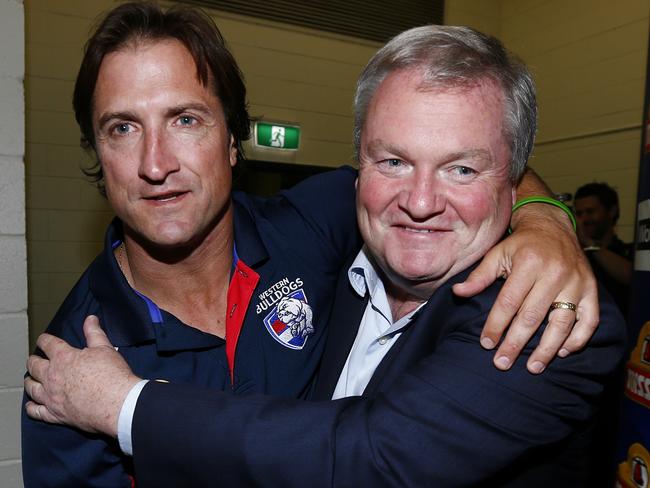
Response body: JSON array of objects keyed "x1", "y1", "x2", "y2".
[{"x1": 549, "y1": 301, "x2": 577, "y2": 312}]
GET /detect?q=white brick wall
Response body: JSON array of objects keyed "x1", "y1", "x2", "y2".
[{"x1": 0, "y1": 0, "x2": 27, "y2": 486}]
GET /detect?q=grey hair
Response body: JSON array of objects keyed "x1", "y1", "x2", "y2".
[{"x1": 354, "y1": 25, "x2": 536, "y2": 182}]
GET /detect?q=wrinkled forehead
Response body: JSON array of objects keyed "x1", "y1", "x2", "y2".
[
  {"x1": 93, "y1": 37, "x2": 215, "y2": 107},
  {"x1": 362, "y1": 72, "x2": 511, "y2": 169},
  {"x1": 416, "y1": 75, "x2": 511, "y2": 147},
  {"x1": 99, "y1": 38, "x2": 202, "y2": 80},
  {"x1": 365, "y1": 69, "x2": 514, "y2": 170}
]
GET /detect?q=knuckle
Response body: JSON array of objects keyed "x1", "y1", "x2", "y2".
[
  {"x1": 544, "y1": 262, "x2": 569, "y2": 283},
  {"x1": 498, "y1": 340, "x2": 523, "y2": 357},
  {"x1": 549, "y1": 313, "x2": 574, "y2": 333},
  {"x1": 530, "y1": 349, "x2": 553, "y2": 363},
  {"x1": 535, "y1": 340, "x2": 557, "y2": 357},
  {"x1": 497, "y1": 292, "x2": 520, "y2": 313},
  {"x1": 518, "y1": 247, "x2": 545, "y2": 267},
  {"x1": 59, "y1": 347, "x2": 74, "y2": 362},
  {"x1": 517, "y1": 308, "x2": 543, "y2": 329}
]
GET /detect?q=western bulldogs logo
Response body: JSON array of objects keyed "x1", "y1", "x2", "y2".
[{"x1": 263, "y1": 289, "x2": 314, "y2": 350}]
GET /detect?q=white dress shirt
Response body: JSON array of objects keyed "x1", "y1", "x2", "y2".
[{"x1": 332, "y1": 248, "x2": 424, "y2": 399}]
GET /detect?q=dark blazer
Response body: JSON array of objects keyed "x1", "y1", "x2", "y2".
[{"x1": 131, "y1": 264, "x2": 626, "y2": 487}]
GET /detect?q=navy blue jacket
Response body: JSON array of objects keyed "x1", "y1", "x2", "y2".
[
  {"x1": 22, "y1": 168, "x2": 359, "y2": 487},
  {"x1": 129, "y1": 262, "x2": 626, "y2": 487}
]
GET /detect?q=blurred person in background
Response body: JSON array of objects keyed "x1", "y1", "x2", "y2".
[{"x1": 575, "y1": 182, "x2": 633, "y2": 316}]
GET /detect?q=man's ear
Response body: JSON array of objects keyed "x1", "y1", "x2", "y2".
[{"x1": 229, "y1": 135, "x2": 237, "y2": 168}]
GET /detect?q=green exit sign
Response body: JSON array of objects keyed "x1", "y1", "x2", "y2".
[{"x1": 255, "y1": 122, "x2": 300, "y2": 150}]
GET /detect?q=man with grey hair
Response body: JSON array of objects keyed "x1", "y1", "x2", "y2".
[
  {"x1": 352, "y1": 25, "x2": 536, "y2": 182},
  {"x1": 24, "y1": 25, "x2": 624, "y2": 486}
]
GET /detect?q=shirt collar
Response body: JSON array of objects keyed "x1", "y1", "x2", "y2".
[
  {"x1": 348, "y1": 247, "x2": 425, "y2": 326},
  {"x1": 90, "y1": 218, "x2": 224, "y2": 351},
  {"x1": 348, "y1": 247, "x2": 380, "y2": 298}
]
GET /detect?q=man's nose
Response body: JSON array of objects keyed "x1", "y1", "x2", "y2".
[
  {"x1": 398, "y1": 172, "x2": 446, "y2": 220},
  {"x1": 138, "y1": 129, "x2": 180, "y2": 182}
]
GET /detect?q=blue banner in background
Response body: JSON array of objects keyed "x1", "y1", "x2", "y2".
[{"x1": 616, "y1": 21, "x2": 650, "y2": 488}]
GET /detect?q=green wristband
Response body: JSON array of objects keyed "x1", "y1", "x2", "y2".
[{"x1": 510, "y1": 196, "x2": 576, "y2": 233}]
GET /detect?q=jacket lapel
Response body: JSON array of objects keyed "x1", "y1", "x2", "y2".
[
  {"x1": 362, "y1": 291, "x2": 448, "y2": 396},
  {"x1": 312, "y1": 267, "x2": 368, "y2": 400},
  {"x1": 314, "y1": 260, "x2": 483, "y2": 400}
]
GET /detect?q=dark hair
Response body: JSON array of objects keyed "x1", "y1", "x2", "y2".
[
  {"x1": 354, "y1": 25, "x2": 536, "y2": 183},
  {"x1": 74, "y1": 1, "x2": 250, "y2": 194},
  {"x1": 575, "y1": 182, "x2": 620, "y2": 223}
]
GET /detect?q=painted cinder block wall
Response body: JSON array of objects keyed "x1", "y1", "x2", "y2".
[
  {"x1": 0, "y1": 0, "x2": 27, "y2": 485},
  {"x1": 447, "y1": 0, "x2": 650, "y2": 242}
]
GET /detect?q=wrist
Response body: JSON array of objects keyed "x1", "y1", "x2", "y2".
[
  {"x1": 510, "y1": 197, "x2": 576, "y2": 234},
  {"x1": 104, "y1": 374, "x2": 142, "y2": 438}
]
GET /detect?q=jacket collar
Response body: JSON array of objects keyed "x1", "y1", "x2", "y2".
[{"x1": 231, "y1": 194, "x2": 269, "y2": 269}]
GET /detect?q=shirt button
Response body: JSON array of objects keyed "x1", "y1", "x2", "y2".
[{"x1": 378, "y1": 337, "x2": 388, "y2": 345}]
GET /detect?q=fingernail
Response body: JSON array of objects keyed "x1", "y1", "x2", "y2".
[
  {"x1": 558, "y1": 348, "x2": 570, "y2": 358},
  {"x1": 480, "y1": 337, "x2": 495, "y2": 349},
  {"x1": 495, "y1": 356, "x2": 510, "y2": 369},
  {"x1": 529, "y1": 361, "x2": 545, "y2": 374}
]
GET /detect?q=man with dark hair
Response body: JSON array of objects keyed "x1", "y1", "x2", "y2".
[
  {"x1": 22, "y1": 4, "x2": 360, "y2": 485},
  {"x1": 575, "y1": 182, "x2": 633, "y2": 315},
  {"x1": 73, "y1": 2, "x2": 251, "y2": 193},
  {"x1": 23, "y1": 3, "x2": 597, "y2": 486}
]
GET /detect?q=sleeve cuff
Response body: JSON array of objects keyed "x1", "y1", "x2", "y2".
[{"x1": 118, "y1": 379, "x2": 149, "y2": 456}]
